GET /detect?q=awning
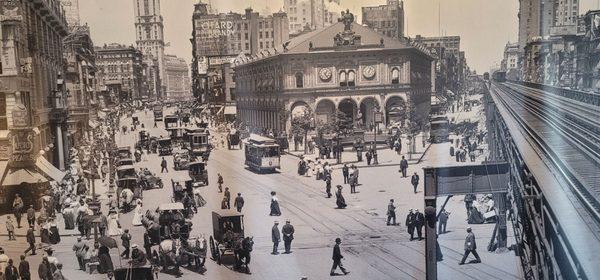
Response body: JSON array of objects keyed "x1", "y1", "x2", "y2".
[
  {"x1": 2, "y1": 167, "x2": 48, "y2": 186},
  {"x1": 35, "y1": 156, "x2": 67, "y2": 182},
  {"x1": 224, "y1": 105, "x2": 237, "y2": 115}
]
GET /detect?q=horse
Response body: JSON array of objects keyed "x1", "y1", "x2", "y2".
[
  {"x1": 181, "y1": 236, "x2": 207, "y2": 270},
  {"x1": 233, "y1": 236, "x2": 254, "y2": 274},
  {"x1": 120, "y1": 189, "x2": 134, "y2": 212},
  {"x1": 158, "y1": 239, "x2": 183, "y2": 277}
]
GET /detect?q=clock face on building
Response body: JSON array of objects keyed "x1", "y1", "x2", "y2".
[
  {"x1": 318, "y1": 67, "x2": 332, "y2": 81},
  {"x1": 362, "y1": 65, "x2": 376, "y2": 79}
]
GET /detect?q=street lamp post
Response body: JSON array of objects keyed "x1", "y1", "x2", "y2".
[{"x1": 373, "y1": 107, "x2": 383, "y2": 165}]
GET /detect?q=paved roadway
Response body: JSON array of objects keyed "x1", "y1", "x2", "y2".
[{"x1": 1, "y1": 104, "x2": 522, "y2": 279}]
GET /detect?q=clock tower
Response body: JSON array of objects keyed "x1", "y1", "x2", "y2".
[{"x1": 133, "y1": 0, "x2": 166, "y2": 97}]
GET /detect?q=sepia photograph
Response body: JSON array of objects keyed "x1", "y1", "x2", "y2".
[{"x1": 0, "y1": 0, "x2": 598, "y2": 279}]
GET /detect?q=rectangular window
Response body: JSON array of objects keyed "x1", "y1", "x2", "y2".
[
  {"x1": 245, "y1": 43, "x2": 249, "y2": 50},
  {"x1": 0, "y1": 93, "x2": 7, "y2": 130},
  {"x1": 259, "y1": 32, "x2": 263, "y2": 39},
  {"x1": 245, "y1": 33, "x2": 248, "y2": 40},
  {"x1": 237, "y1": 33, "x2": 241, "y2": 40},
  {"x1": 260, "y1": 42, "x2": 263, "y2": 48},
  {"x1": 265, "y1": 31, "x2": 269, "y2": 38}
]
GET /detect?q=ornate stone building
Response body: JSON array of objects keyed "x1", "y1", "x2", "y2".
[
  {"x1": 95, "y1": 44, "x2": 144, "y2": 102},
  {"x1": 133, "y1": 0, "x2": 165, "y2": 97},
  {"x1": 164, "y1": 54, "x2": 191, "y2": 100},
  {"x1": 234, "y1": 12, "x2": 433, "y2": 133}
]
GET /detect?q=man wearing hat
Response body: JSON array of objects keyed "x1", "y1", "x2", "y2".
[
  {"x1": 271, "y1": 221, "x2": 281, "y2": 255},
  {"x1": 406, "y1": 209, "x2": 416, "y2": 240},
  {"x1": 414, "y1": 209, "x2": 425, "y2": 240},
  {"x1": 281, "y1": 220, "x2": 295, "y2": 254},
  {"x1": 120, "y1": 229, "x2": 132, "y2": 259},
  {"x1": 459, "y1": 227, "x2": 481, "y2": 265},
  {"x1": 72, "y1": 237, "x2": 88, "y2": 270},
  {"x1": 330, "y1": 238, "x2": 349, "y2": 276},
  {"x1": 130, "y1": 244, "x2": 147, "y2": 267},
  {"x1": 24, "y1": 228, "x2": 36, "y2": 256},
  {"x1": 386, "y1": 199, "x2": 396, "y2": 226}
]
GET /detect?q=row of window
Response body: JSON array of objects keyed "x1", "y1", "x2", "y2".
[{"x1": 293, "y1": 68, "x2": 402, "y2": 88}]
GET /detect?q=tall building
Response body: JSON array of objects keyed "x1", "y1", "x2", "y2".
[
  {"x1": 133, "y1": 0, "x2": 165, "y2": 97},
  {"x1": 518, "y1": 0, "x2": 554, "y2": 49},
  {"x1": 63, "y1": 25, "x2": 99, "y2": 147},
  {"x1": 414, "y1": 35, "x2": 466, "y2": 94},
  {"x1": 164, "y1": 54, "x2": 191, "y2": 100},
  {"x1": 60, "y1": 0, "x2": 80, "y2": 29},
  {"x1": 284, "y1": 0, "x2": 340, "y2": 35},
  {"x1": 191, "y1": 1, "x2": 289, "y2": 105},
  {"x1": 554, "y1": 0, "x2": 579, "y2": 26},
  {"x1": 362, "y1": 0, "x2": 404, "y2": 38},
  {"x1": 95, "y1": 44, "x2": 145, "y2": 102},
  {"x1": 0, "y1": 0, "x2": 70, "y2": 211}
]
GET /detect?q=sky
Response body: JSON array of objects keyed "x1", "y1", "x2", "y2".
[{"x1": 79, "y1": 0, "x2": 600, "y2": 73}]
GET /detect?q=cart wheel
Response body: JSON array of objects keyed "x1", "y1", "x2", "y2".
[
  {"x1": 209, "y1": 236, "x2": 217, "y2": 260},
  {"x1": 159, "y1": 180, "x2": 164, "y2": 188}
]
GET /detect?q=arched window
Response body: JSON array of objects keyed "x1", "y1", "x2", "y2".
[
  {"x1": 391, "y1": 67, "x2": 399, "y2": 84},
  {"x1": 295, "y1": 72, "x2": 303, "y2": 88},
  {"x1": 347, "y1": 70, "x2": 356, "y2": 87},
  {"x1": 339, "y1": 70, "x2": 347, "y2": 87}
]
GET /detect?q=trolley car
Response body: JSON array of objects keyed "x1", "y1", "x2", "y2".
[{"x1": 244, "y1": 134, "x2": 280, "y2": 172}]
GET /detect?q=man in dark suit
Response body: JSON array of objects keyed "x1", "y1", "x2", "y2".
[
  {"x1": 406, "y1": 209, "x2": 416, "y2": 240},
  {"x1": 459, "y1": 227, "x2": 481, "y2": 265},
  {"x1": 342, "y1": 164, "x2": 349, "y2": 184},
  {"x1": 24, "y1": 228, "x2": 36, "y2": 255},
  {"x1": 414, "y1": 209, "x2": 425, "y2": 240},
  {"x1": 411, "y1": 172, "x2": 419, "y2": 193},
  {"x1": 330, "y1": 238, "x2": 349, "y2": 276},
  {"x1": 4, "y1": 258, "x2": 18, "y2": 280},
  {"x1": 18, "y1": 255, "x2": 30, "y2": 280},
  {"x1": 399, "y1": 156, "x2": 408, "y2": 177},
  {"x1": 281, "y1": 220, "x2": 295, "y2": 254},
  {"x1": 271, "y1": 221, "x2": 280, "y2": 255}
]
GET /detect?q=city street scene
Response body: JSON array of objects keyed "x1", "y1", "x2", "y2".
[{"x1": 0, "y1": 0, "x2": 599, "y2": 279}]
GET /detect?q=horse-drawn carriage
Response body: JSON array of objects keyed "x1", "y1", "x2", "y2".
[
  {"x1": 189, "y1": 161, "x2": 208, "y2": 187},
  {"x1": 118, "y1": 177, "x2": 142, "y2": 212},
  {"x1": 227, "y1": 129, "x2": 242, "y2": 150},
  {"x1": 158, "y1": 137, "x2": 172, "y2": 156},
  {"x1": 117, "y1": 146, "x2": 132, "y2": 159},
  {"x1": 136, "y1": 130, "x2": 149, "y2": 150},
  {"x1": 173, "y1": 149, "x2": 190, "y2": 170},
  {"x1": 209, "y1": 210, "x2": 253, "y2": 273},
  {"x1": 138, "y1": 168, "x2": 164, "y2": 190}
]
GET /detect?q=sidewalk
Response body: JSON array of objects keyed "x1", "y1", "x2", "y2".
[{"x1": 284, "y1": 142, "x2": 431, "y2": 169}]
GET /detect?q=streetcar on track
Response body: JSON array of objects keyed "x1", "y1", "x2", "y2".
[
  {"x1": 244, "y1": 134, "x2": 281, "y2": 172},
  {"x1": 153, "y1": 104, "x2": 163, "y2": 122},
  {"x1": 430, "y1": 115, "x2": 450, "y2": 143}
]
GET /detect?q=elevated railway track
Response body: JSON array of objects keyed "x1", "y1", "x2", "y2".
[{"x1": 486, "y1": 81, "x2": 600, "y2": 280}]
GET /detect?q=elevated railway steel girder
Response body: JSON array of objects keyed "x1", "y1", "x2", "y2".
[
  {"x1": 423, "y1": 163, "x2": 510, "y2": 280},
  {"x1": 484, "y1": 84, "x2": 588, "y2": 280}
]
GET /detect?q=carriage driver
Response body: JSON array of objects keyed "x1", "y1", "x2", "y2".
[
  {"x1": 222, "y1": 221, "x2": 235, "y2": 248},
  {"x1": 130, "y1": 244, "x2": 148, "y2": 267}
]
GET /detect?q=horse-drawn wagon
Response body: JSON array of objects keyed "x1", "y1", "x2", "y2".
[{"x1": 209, "y1": 210, "x2": 253, "y2": 273}]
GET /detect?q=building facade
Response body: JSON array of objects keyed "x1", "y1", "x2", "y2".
[
  {"x1": 413, "y1": 35, "x2": 466, "y2": 95},
  {"x1": 235, "y1": 15, "x2": 433, "y2": 134},
  {"x1": 362, "y1": 0, "x2": 404, "y2": 39},
  {"x1": 164, "y1": 54, "x2": 191, "y2": 100},
  {"x1": 501, "y1": 42, "x2": 521, "y2": 80},
  {"x1": 63, "y1": 25, "x2": 98, "y2": 147},
  {"x1": 284, "y1": 0, "x2": 340, "y2": 35},
  {"x1": 0, "y1": 0, "x2": 70, "y2": 210},
  {"x1": 60, "y1": 0, "x2": 80, "y2": 29},
  {"x1": 95, "y1": 44, "x2": 144, "y2": 103},
  {"x1": 133, "y1": 0, "x2": 165, "y2": 98},
  {"x1": 191, "y1": 2, "x2": 289, "y2": 105},
  {"x1": 518, "y1": 0, "x2": 554, "y2": 50}
]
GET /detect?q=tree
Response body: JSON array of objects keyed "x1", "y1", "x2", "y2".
[{"x1": 290, "y1": 107, "x2": 314, "y2": 153}]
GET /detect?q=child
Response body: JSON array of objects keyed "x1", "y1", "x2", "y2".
[{"x1": 6, "y1": 216, "x2": 15, "y2": 240}]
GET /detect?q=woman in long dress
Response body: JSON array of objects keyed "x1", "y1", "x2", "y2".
[
  {"x1": 48, "y1": 219, "x2": 61, "y2": 244},
  {"x1": 336, "y1": 185, "x2": 347, "y2": 209},
  {"x1": 61, "y1": 203, "x2": 75, "y2": 230},
  {"x1": 107, "y1": 209, "x2": 122, "y2": 236},
  {"x1": 269, "y1": 191, "x2": 281, "y2": 216},
  {"x1": 132, "y1": 199, "x2": 143, "y2": 226}
]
